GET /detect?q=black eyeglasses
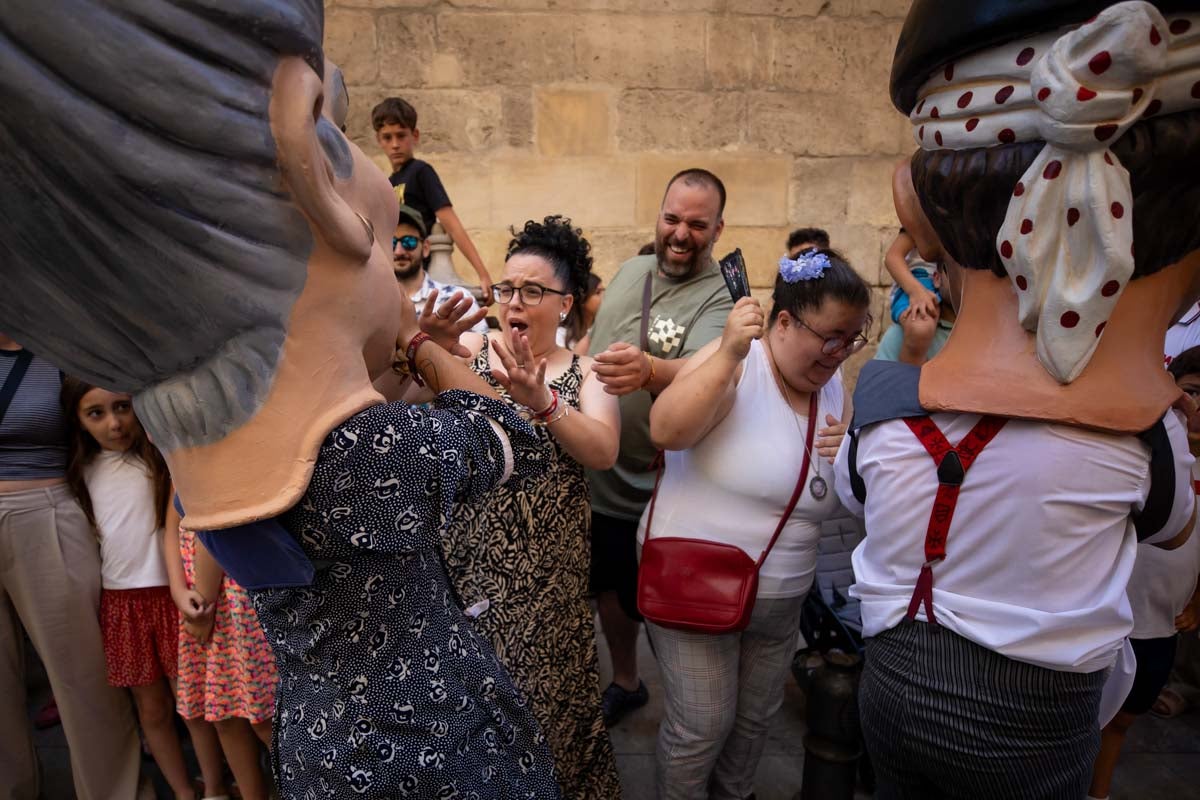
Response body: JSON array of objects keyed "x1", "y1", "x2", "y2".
[
  {"x1": 491, "y1": 283, "x2": 568, "y2": 306},
  {"x1": 392, "y1": 235, "x2": 421, "y2": 251},
  {"x1": 794, "y1": 316, "x2": 872, "y2": 356}
]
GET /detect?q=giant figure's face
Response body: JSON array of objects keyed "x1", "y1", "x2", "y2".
[
  {"x1": 889, "y1": 0, "x2": 1200, "y2": 431},
  {"x1": 0, "y1": 2, "x2": 409, "y2": 526}
]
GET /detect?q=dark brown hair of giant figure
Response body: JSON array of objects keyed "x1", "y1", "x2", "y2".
[
  {"x1": 906, "y1": 111, "x2": 1200, "y2": 433},
  {"x1": 911, "y1": 112, "x2": 1200, "y2": 282}
]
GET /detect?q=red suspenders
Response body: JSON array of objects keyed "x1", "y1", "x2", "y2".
[{"x1": 902, "y1": 415, "x2": 1008, "y2": 625}]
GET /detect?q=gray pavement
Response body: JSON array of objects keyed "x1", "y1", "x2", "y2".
[{"x1": 25, "y1": 621, "x2": 1200, "y2": 799}]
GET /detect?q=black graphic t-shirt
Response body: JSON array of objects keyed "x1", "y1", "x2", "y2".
[{"x1": 390, "y1": 159, "x2": 451, "y2": 234}]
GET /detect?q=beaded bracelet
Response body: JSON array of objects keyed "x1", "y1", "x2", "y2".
[{"x1": 405, "y1": 332, "x2": 434, "y2": 387}]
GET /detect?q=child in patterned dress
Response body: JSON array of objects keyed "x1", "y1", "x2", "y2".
[{"x1": 164, "y1": 496, "x2": 278, "y2": 800}]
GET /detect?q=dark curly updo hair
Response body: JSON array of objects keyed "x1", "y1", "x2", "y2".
[{"x1": 506, "y1": 215, "x2": 595, "y2": 328}]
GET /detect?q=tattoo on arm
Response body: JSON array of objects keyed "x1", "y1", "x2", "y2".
[{"x1": 418, "y1": 357, "x2": 441, "y2": 393}]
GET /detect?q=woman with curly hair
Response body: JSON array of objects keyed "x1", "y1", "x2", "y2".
[{"x1": 424, "y1": 215, "x2": 623, "y2": 797}]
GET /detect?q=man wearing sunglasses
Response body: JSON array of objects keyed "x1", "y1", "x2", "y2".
[{"x1": 393, "y1": 204, "x2": 489, "y2": 335}]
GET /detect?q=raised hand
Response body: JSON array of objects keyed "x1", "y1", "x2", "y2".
[
  {"x1": 492, "y1": 331, "x2": 552, "y2": 411},
  {"x1": 419, "y1": 288, "x2": 486, "y2": 358},
  {"x1": 718, "y1": 296, "x2": 765, "y2": 363}
]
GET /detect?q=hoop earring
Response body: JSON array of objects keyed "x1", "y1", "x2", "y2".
[{"x1": 353, "y1": 211, "x2": 375, "y2": 249}]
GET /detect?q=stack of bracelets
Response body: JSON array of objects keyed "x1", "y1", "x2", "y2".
[{"x1": 530, "y1": 389, "x2": 569, "y2": 426}]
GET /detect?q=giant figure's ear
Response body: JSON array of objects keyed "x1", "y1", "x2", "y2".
[
  {"x1": 270, "y1": 57, "x2": 371, "y2": 264},
  {"x1": 892, "y1": 157, "x2": 942, "y2": 264}
]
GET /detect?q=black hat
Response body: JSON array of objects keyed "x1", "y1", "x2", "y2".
[
  {"x1": 396, "y1": 203, "x2": 426, "y2": 237},
  {"x1": 890, "y1": 0, "x2": 1195, "y2": 114}
]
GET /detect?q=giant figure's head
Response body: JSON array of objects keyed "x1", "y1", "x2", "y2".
[
  {"x1": 891, "y1": 0, "x2": 1200, "y2": 431},
  {"x1": 0, "y1": 2, "x2": 403, "y2": 527}
]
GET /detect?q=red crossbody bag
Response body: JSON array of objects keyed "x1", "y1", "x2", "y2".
[{"x1": 636, "y1": 393, "x2": 818, "y2": 634}]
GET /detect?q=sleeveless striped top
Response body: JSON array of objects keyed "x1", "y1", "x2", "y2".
[{"x1": 0, "y1": 350, "x2": 67, "y2": 479}]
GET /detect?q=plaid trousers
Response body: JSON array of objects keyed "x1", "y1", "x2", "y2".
[{"x1": 647, "y1": 593, "x2": 805, "y2": 800}]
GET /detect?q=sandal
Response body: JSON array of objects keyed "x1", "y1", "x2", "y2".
[{"x1": 1151, "y1": 686, "x2": 1189, "y2": 718}]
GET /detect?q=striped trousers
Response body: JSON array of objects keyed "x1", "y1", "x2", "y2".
[{"x1": 860, "y1": 619, "x2": 1105, "y2": 800}]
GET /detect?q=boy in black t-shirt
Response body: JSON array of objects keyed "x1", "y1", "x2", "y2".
[{"x1": 371, "y1": 97, "x2": 492, "y2": 300}]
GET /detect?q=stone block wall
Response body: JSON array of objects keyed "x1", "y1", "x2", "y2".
[{"x1": 326, "y1": 0, "x2": 915, "y2": 373}]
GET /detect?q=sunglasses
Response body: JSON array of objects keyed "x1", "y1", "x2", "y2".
[{"x1": 392, "y1": 235, "x2": 421, "y2": 252}]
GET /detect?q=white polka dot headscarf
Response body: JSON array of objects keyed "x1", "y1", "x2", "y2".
[{"x1": 911, "y1": 1, "x2": 1200, "y2": 383}]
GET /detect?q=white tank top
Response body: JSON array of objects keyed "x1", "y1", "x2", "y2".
[{"x1": 639, "y1": 339, "x2": 844, "y2": 598}]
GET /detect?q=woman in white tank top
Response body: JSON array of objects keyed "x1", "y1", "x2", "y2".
[{"x1": 641, "y1": 249, "x2": 872, "y2": 800}]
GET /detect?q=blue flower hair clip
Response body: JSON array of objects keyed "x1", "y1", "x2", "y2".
[{"x1": 778, "y1": 250, "x2": 831, "y2": 283}]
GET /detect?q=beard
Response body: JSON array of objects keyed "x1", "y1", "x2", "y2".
[
  {"x1": 654, "y1": 236, "x2": 710, "y2": 280},
  {"x1": 393, "y1": 258, "x2": 424, "y2": 283}
]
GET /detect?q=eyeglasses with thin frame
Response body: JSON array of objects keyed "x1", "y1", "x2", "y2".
[
  {"x1": 491, "y1": 283, "x2": 568, "y2": 306},
  {"x1": 392, "y1": 235, "x2": 421, "y2": 251},
  {"x1": 794, "y1": 316, "x2": 872, "y2": 356}
]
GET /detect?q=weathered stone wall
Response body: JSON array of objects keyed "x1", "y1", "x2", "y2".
[{"x1": 326, "y1": 0, "x2": 914, "y2": 362}]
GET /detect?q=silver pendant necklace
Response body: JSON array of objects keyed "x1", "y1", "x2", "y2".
[{"x1": 767, "y1": 341, "x2": 826, "y2": 500}]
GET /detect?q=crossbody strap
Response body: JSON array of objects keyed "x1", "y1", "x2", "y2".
[
  {"x1": 638, "y1": 270, "x2": 723, "y2": 359},
  {"x1": 0, "y1": 351, "x2": 35, "y2": 428},
  {"x1": 902, "y1": 414, "x2": 1007, "y2": 624},
  {"x1": 640, "y1": 272, "x2": 653, "y2": 353},
  {"x1": 644, "y1": 392, "x2": 819, "y2": 571},
  {"x1": 754, "y1": 392, "x2": 819, "y2": 567}
]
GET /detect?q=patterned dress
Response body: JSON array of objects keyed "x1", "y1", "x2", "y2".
[
  {"x1": 176, "y1": 529, "x2": 276, "y2": 723},
  {"x1": 252, "y1": 392, "x2": 562, "y2": 800},
  {"x1": 444, "y1": 340, "x2": 621, "y2": 799}
]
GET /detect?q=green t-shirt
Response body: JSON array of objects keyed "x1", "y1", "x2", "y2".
[{"x1": 586, "y1": 254, "x2": 735, "y2": 520}]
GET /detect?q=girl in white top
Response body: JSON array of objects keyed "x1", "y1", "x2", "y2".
[
  {"x1": 644, "y1": 249, "x2": 871, "y2": 800},
  {"x1": 64, "y1": 378, "x2": 223, "y2": 800}
]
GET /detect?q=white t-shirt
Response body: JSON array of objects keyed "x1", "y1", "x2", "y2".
[
  {"x1": 85, "y1": 450, "x2": 168, "y2": 590},
  {"x1": 1164, "y1": 302, "x2": 1200, "y2": 365},
  {"x1": 638, "y1": 339, "x2": 845, "y2": 599},
  {"x1": 835, "y1": 411, "x2": 1195, "y2": 673},
  {"x1": 1128, "y1": 463, "x2": 1200, "y2": 639}
]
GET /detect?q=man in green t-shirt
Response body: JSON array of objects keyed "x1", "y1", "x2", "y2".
[{"x1": 587, "y1": 169, "x2": 735, "y2": 724}]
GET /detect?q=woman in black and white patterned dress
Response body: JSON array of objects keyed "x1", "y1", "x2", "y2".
[
  {"x1": 188, "y1": 286, "x2": 568, "y2": 799},
  {"x1": 244, "y1": 388, "x2": 564, "y2": 800}
]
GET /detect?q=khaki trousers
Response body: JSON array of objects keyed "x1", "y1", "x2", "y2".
[{"x1": 0, "y1": 484, "x2": 141, "y2": 800}]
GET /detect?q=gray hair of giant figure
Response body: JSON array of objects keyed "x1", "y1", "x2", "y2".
[{"x1": 0, "y1": 0, "x2": 339, "y2": 451}]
